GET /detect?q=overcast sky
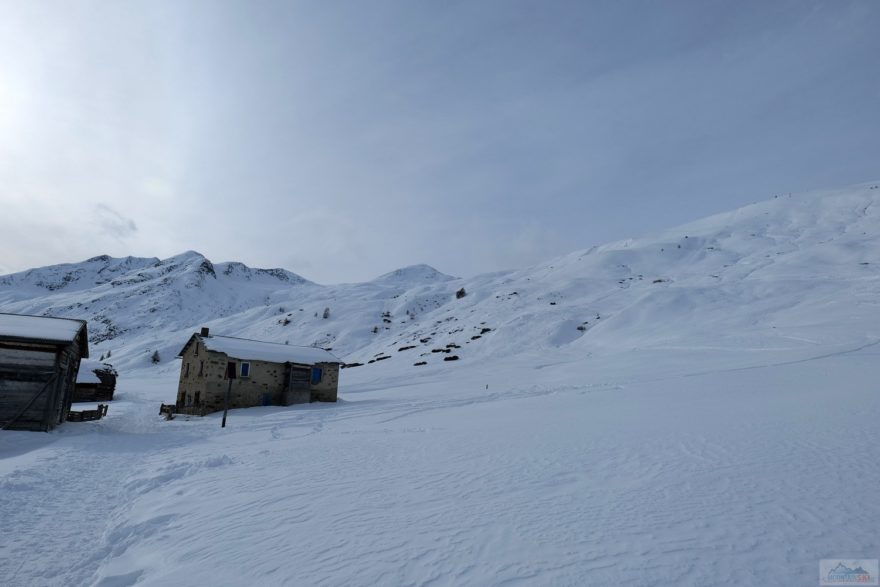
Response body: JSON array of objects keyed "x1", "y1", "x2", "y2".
[{"x1": 0, "y1": 0, "x2": 878, "y2": 283}]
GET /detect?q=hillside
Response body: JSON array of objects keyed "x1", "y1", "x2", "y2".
[
  {"x1": 1, "y1": 182, "x2": 878, "y2": 372},
  {"x1": 1, "y1": 181, "x2": 879, "y2": 587}
]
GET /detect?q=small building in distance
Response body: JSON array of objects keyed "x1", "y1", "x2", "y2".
[
  {"x1": 0, "y1": 313, "x2": 89, "y2": 431},
  {"x1": 73, "y1": 359, "x2": 118, "y2": 402},
  {"x1": 175, "y1": 327, "x2": 341, "y2": 415}
]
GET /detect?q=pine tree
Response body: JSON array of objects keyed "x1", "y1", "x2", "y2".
[{"x1": 151, "y1": 350, "x2": 160, "y2": 364}]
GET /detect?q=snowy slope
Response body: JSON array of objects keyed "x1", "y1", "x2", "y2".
[
  {"x1": 1, "y1": 182, "x2": 878, "y2": 371},
  {"x1": 1, "y1": 181, "x2": 880, "y2": 586}
]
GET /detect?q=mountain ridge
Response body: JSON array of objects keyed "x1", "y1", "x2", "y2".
[{"x1": 1, "y1": 181, "x2": 878, "y2": 372}]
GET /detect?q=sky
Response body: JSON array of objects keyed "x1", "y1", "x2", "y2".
[{"x1": 0, "y1": 0, "x2": 878, "y2": 284}]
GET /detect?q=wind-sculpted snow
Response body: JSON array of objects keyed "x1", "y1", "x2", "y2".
[
  {"x1": 2, "y1": 342, "x2": 878, "y2": 586},
  {"x1": 1, "y1": 182, "x2": 880, "y2": 585}
]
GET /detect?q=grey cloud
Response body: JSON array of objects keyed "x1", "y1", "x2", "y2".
[
  {"x1": 95, "y1": 204, "x2": 138, "y2": 240},
  {"x1": 0, "y1": 1, "x2": 877, "y2": 282}
]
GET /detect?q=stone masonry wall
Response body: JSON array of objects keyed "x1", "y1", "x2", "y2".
[{"x1": 177, "y1": 335, "x2": 340, "y2": 413}]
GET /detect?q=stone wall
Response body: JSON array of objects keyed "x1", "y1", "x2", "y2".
[
  {"x1": 176, "y1": 335, "x2": 340, "y2": 414},
  {"x1": 176, "y1": 337, "x2": 210, "y2": 409},
  {"x1": 310, "y1": 362, "x2": 340, "y2": 402}
]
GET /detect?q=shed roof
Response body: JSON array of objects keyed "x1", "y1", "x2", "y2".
[
  {"x1": 180, "y1": 334, "x2": 340, "y2": 365},
  {"x1": 76, "y1": 358, "x2": 114, "y2": 384},
  {"x1": 0, "y1": 313, "x2": 88, "y2": 352},
  {"x1": 76, "y1": 367, "x2": 102, "y2": 384}
]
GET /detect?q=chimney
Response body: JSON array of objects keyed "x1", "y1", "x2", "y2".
[{"x1": 200, "y1": 327, "x2": 210, "y2": 337}]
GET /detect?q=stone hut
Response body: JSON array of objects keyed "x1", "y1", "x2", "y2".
[
  {"x1": 175, "y1": 327, "x2": 341, "y2": 415},
  {"x1": 0, "y1": 313, "x2": 89, "y2": 431}
]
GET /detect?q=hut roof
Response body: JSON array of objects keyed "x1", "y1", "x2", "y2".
[
  {"x1": 76, "y1": 359, "x2": 114, "y2": 384},
  {"x1": 76, "y1": 368, "x2": 103, "y2": 384},
  {"x1": 0, "y1": 313, "x2": 88, "y2": 355},
  {"x1": 179, "y1": 334, "x2": 340, "y2": 365}
]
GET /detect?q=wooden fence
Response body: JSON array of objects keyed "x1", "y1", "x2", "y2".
[{"x1": 67, "y1": 404, "x2": 109, "y2": 422}]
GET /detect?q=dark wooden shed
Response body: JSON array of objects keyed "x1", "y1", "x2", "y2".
[{"x1": 0, "y1": 313, "x2": 89, "y2": 431}]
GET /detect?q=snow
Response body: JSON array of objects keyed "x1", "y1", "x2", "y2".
[
  {"x1": 198, "y1": 335, "x2": 341, "y2": 365},
  {"x1": 76, "y1": 358, "x2": 113, "y2": 384},
  {"x1": 1, "y1": 181, "x2": 879, "y2": 585},
  {"x1": 0, "y1": 313, "x2": 85, "y2": 343},
  {"x1": 2, "y1": 343, "x2": 878, "y2": 586},
  {"x1": 75, "y1": 367, "x2": 102, "y2": 384},
  {"x1": 371, "y1": 264, "x2": 456, "y2": 284}
]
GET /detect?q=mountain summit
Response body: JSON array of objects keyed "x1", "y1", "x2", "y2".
[{"x1": 371, "y1": 264, "x2": 456, "y2": 284}]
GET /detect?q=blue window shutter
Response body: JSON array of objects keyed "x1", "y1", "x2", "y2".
[{"x1": 310, "y1": 367, "x2": 323, "y2": 385}]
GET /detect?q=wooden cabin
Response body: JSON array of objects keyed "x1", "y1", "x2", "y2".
[
  {"x1": 73, "y1": 359, "x2": 118, "y2": 402},
  {"x1": 0, "y1": 313, "x2": 89, "y2": 431},
  {"x1": 175, "y1": 327, "x2": 341, "y2": 415}
]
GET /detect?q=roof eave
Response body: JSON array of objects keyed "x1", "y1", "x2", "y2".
[
  {"x1": 79, "y1": 323, "x2": 90, "y2": 359},
  {"x1": 0, "y1": 334, "x2": 75, "y2": 347},
  {"x1": 176, "y1": 333, "x2": 200, "y2": 358}
]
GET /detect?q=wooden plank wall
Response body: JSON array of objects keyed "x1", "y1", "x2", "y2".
[{"x1": 0, "y1": 341, "x2": 81, "y2": 431}]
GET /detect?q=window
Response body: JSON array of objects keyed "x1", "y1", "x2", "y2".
[
  {"x1": 184, "y1": 363, "x2": 190, "y2": 378},
  {"x1": 240, "y1": 362, "x2": 251, "y2": 378},
  {"x1": 194, "y1": 342, "x2": 198, "y2": 357},
  {"x1": 310, "y1": 367, "x2": 323, "y2": 385},
  {"x1": 198, "y1": 360, "x2": 204, "y2": 377}
]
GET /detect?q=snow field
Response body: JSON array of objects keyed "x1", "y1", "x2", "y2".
[{"x1": 2, "y1": 340, "x2": 879, "y2": 586}]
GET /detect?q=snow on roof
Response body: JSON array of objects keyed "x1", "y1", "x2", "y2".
[
  {"x1": 0, "y1": 313, "x2": 86, "y2": 344},
  {"x1": 76, "y1": 358, "x2": 113, "y2": 384},
  {"x1": 76, "y1": 368, "x2": 102, "y2": 384},
  {"x1": 198, "y1": 335, "x2": 340, "y2": 365}
]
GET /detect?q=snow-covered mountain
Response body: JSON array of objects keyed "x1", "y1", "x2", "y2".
[
  {"x1": 0, "y1": 251, "x2": 316, "y2": 355},
  {"x1": 2, "y1": 182, "x2": 879, "y2": 373},
  {"x1": 3, "y1": 181, "x2": 880, "y2": 587}
]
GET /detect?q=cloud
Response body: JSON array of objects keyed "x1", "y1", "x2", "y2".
[
  {"x1": 94, "y1": 204, "x2": 138, "y2": 240},
  {"x1": 0, "y1": 2, "x2": 877, "y2": 283}
]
